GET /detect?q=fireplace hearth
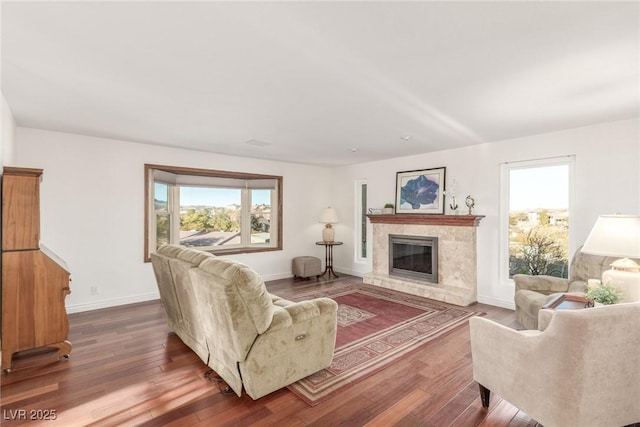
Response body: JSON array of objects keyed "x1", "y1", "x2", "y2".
[{"x1": 389, "y1": 234, "x2": 438, "y2": 283}]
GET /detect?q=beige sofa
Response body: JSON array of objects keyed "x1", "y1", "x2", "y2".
[
  {"x1": 151, "y1": 245, "x2": 338, "y2": 399},
  {"x1": 513, "y1": 248, "x2": 623, "y2": 329},
  {"x1": 470, "y1": 302, "x2": 640, "y2": 427}
]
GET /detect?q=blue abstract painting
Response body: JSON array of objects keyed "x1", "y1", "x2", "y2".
[{"x1": 400, "y1": 175, "x2": 439, "y2": 209}]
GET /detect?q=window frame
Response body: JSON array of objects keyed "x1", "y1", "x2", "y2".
[
  {"x1": 499, "y1": 156, "x2": 575, "y2": 286},
  {"x1": 152, "y1": 182, "x2": 174, "y2": 248},
  {"x1": 144, "y1": 164, "x2": 283, "y2": 262},
  {"x1": 354, "y1": 179, "x2": 368, "y2": 263}
]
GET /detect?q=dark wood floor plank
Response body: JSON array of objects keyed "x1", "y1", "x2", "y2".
[
  {"x1": 450, "y1": 399, "x2": 493, "y2": 427},
  {"x1": 305, "y1": 395, "x2": 375, "y2": 427},
  {"x1": 363, "y1": 388, "x2": 429, "y2": 426},
  {"x1": 479, "y1": 399, "x2": 520, "y2": 427},
  {"x1": 1, "y1": 274, "x2": 531, "y2": 426},
  {"x1": 423, "y1": 379, "x2": 481, "y2": 426}
]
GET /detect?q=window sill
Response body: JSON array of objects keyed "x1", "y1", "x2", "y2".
[{"x1": 144, "y1": 245, "x2": 282, "y2": 263}]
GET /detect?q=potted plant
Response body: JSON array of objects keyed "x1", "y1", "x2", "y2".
[
  {"x1": 383, "y1": 203, "x2": 394, "y2": 214},
  {"x1": 586, "y1": 281, "x2": 622, "y2": 305}
]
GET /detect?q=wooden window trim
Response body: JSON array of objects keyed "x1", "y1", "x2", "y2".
[{"x1": 144, "y1": 164, "x2": 283, "y2": 262}]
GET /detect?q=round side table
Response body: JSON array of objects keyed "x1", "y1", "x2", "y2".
[{"x1": 315, "y1": 241, "x2": 343, "y2": 278}]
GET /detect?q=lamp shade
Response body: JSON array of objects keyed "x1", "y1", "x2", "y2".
[
  {"x1": 582, "y1": 215, "x2": 640, "y2": 258},
  {"x1": 320, "y1": 207, "x2": 338, "y2": 224}
]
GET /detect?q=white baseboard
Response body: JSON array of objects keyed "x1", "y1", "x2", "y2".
[
  {"x1": 261, "y1": 271, "x2": 295, "y2": 282},
  {"x1": 262, "y1": 269, "x2": 364, "y2": 282},
  {"x1": 476, "y1": 295, "x2": 515, "y2": 310},
  {"x1": 66, "y1": 292, "x2": 160, "y2": 314},
  {"x1": 333, "y1": 267, "x2": 364, "y2": 278}
]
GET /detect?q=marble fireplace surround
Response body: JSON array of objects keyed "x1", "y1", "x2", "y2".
[{"x1": 363, "y1": 214, "x2": 484, "y2": 306}]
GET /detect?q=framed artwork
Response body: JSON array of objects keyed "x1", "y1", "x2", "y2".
[{"x1": 395, "y1": 167, "x2": 446, "y2": 214}]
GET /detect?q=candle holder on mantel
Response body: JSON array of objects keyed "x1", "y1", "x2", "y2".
[{"x1": 465, "y1": 195, "x2": 475, "y2": 215}]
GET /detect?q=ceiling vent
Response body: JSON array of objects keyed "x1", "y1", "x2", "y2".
[{"x1": 244, "y1": 139, "x2": 272, "y2": 147}]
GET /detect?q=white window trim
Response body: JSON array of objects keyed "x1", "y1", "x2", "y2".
[
  {"x1": 354, "y1": 179, "x2": 368, "y2": 263},
  {"x1": 499, "y1": 155, "x2": 575, "y2": 287}
]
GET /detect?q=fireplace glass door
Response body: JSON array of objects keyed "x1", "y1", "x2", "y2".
[{"x1": 389, "y1": 235, "x2": 438, "y2": 282}]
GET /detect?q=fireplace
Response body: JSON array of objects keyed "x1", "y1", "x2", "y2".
[
  {"x1": 364, "y1": 214, "x2": 484, "y2": 306},
  {"x1": 389, "y1": 234, "x2": 438, "y2": 283}
]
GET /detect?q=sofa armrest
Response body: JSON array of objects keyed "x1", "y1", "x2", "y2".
[
  {"x1": 266, "y1": 297, "x2": 338, "y2": 333},
  {"x1": 287, "y1": 297, "x2": 337, "y2": 319},
  {"x1": 240, "y1": 297, "x2": 338, "y2": 399},
  {"x1": 513, "y1": 274, "x2": 570, "y2": 294},
  {"x1": 269, "y1": 292, "x2": 290, "y2": 307}
]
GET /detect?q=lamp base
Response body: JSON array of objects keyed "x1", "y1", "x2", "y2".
[
  {"x1": 322, "y1": 224, "x2": 335, "y2": 243},
  {"x1": 602, "y1": 268, "x2": 640, "y2": 303}
]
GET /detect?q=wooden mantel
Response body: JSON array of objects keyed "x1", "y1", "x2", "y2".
[{"x1": 367, "y1": 214, "x2": 484, "y2": 227}]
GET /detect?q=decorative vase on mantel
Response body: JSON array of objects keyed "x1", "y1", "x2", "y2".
[{"x1": 449, "y1": 197, "x2": 459, "y2": 215}]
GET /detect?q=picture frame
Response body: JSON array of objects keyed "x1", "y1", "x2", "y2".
[{"x1": 395, "y1": 167, "x2": 446, "y2": 214}]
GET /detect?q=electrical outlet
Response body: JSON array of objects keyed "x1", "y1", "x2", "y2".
[{"x1": 90, "y1": 286, "x2": 99, "y2": 296}]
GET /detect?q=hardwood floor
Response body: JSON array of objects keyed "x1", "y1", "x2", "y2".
[{"x1": 1, "y1": 275, "x2": 539, "y2": 427}]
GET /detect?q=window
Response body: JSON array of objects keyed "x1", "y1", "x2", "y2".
[
  {"x1": 144, "y1": 164, "x2": 282, "y2": 261},
  {"x1": 500, "y1": 156, "x2": 574, "y2": 283},
  {"x1": 355, "y1": 180, "x2": 368, "y2": 261},
  {"x1": 153, "y1": 182, "x2": 172, "y2": 247}
]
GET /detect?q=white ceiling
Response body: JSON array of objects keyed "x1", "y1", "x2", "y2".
[{"x1": 2, "y1": 1, "x2": 638, "y2": 166}]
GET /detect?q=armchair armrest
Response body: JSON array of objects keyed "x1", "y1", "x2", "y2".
[
  {"x1": 469, "y1": 317, "x2": 563, "y2": 415},
  {"x1": 513, "y1": 274, "x2": 570, "y2": 294},
  {"x1": 470, "y1": 317, "x2": 542, "y2": 388},
  {"x1": 537, "y1": 308, "x2": 554, "y2": 331},
  {"x1": 567, "y1": 280, "x2": 587, "y2": 293}
]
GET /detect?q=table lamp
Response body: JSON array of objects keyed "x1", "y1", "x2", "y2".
[
  {"x1": 581, "y1": 214, "x2": 640, "y2": 302},
  {"x1": 320, "y1": 207, "x2": 338, "y2": 242}
]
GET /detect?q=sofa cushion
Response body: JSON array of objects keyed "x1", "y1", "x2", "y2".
[
  {"x1": 156, "y1": 243, "x2": 183, "y2": 258},
  {"x1": 177, "y1": 247, "x2": 215, "y2": 266},
  {"x1": 150, "y1": 251, "x2": 182, "y2": 330},
  {"x1": 190, "y1": 257, "x2": 278, "y2": 394},
  {"x1": 197, "y1": 257, "x2": 275, "y2": 334}
]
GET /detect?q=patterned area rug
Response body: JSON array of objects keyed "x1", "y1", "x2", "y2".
[{"x1": 287, "y1": 283, "x2": 483, "y2": 406}]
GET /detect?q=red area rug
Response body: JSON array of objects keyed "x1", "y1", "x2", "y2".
[{"x1": 287, "y1": 283, "x2": 483, "y2": 406}]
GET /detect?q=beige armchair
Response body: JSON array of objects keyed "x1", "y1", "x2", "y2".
[
  {"x1": 513, "y1": 248, "x2": 621, "y2": 329},
  {"x1": 470, "y1": 303, "x2": 640, "y2": 427}
]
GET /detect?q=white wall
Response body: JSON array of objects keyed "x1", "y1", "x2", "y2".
[
  {"x1": 1, "y1": 94, "x2": 17, "y2": 166},
  {"x1": 14, "y1": 119, "x2": 640, "y2": 312},
  {"x1": 331, "y1": 118, "x2": 640, "y2": 309},
  {"x1": 16, "y1": 128, "x2": 333, "y2": 312}
]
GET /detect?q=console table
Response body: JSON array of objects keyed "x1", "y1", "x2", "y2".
[{"x1": 316, "y1": 241, "x2": 342, "y2": 279}]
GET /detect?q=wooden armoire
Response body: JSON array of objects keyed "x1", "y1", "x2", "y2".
[{"x1": 1, "y1": 167, "x2": 72, "y2": 372}]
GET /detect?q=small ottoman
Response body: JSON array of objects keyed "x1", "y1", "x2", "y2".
[{"x1": 292, "y1": 256, "x2": 321, "y2": 279}]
